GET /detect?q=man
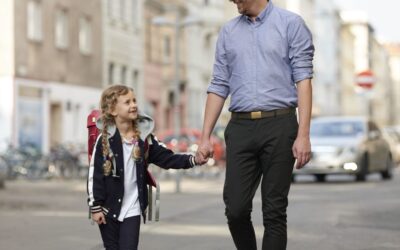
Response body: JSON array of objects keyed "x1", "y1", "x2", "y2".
[{"x1": 196, "y1": 0, "x2": 314, "y2": 249}]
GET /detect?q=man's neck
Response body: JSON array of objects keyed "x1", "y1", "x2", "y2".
[{"x1": 248, "y1": 0, "x2": 269, "y2": 20}]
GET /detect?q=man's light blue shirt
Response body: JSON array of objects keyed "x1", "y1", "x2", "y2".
[{"x1": 207, "y1": 1, "x2": 314, "y2": 112}]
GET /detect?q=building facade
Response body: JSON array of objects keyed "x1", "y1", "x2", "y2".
[
  {"x1": 143, "y1": 0, "x2": 190, "y2": 132},
  {"x1": 312, "y1": 0, "x2": 341, "y2": 116},
  {"x1": 340, "y1": 11, "x2": 393, "y2": 127},
  {"x1": 0, "y1": 0, "x2": 103, "y2": 152},
  {"x1": 102, "y1": 0, "x2": 145, "y2": 107},
  {"x1": 385, "y1": 44, "x2": 400, "y2": 125},
  {"x1": 185, "y1": 0, "x2": 228, "y2": 129},
  {"x1": 339, "y1": 22, "x2": 357, "y2": 116}
]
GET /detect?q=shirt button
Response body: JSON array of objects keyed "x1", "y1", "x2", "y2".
[
  {"x1": 118, "y1": 199, "x2": 121, "y2": 203},
  {"x1": 113, "y1": 214, "x2": 116, "y2": 218},
  {"x1": 115, "y1": 154, "x2": 118, "y2": 157},
  {"x1": 120, "y1": 169, "x2": 123, "y2": 172}
]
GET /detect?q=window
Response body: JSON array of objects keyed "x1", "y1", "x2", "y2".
[
  {"x1": 79, "y1": 17, "x2": 92, "y2": 55},
  {"x1": 107, "y1": 0, "x2": 114, "y2": 19},
  {"x1": 163, "y1": 36, "x2": 171, "y2": 62},
  {"x1": 204, "y1": 33, "x2": 213, "y2": 49},
  {"x1": 121, "y1": 66, "x2": 127, "y2": 85},
  {"x1": 27, "y1": 1, "x2": 43, "y2": 41},
  {"x1": 108, "y1": 63, "x2": 114, "y2": 85},
  {"x1": 55, "y1": 9, "x2": 69, "y2": 49},
  {"x1": 311, "y1": 121, "x2": 365, "y2": 137},
  {"x1": 120, "y1": 0, "x2": 125, "y2": 21},
  {"x1": 132, "y1": 70, "x2": 139, "y2": 91},
  {"x1": 132, "y1": 0, "x2": 138, "y2": 27}
]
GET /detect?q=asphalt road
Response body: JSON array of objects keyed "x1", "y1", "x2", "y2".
[{"x1": 0, "y1": 167, "x2": 399, "y2": 250}]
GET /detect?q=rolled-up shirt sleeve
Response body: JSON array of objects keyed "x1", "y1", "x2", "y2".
[
  {"x1": 288, "y1": 16, "x2": 314, "y2": 84},
  {"x1": 207, "y1": 26, "x2": 230, "y2": 98}
]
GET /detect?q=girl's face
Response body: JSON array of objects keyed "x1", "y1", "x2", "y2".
[{"x1": 111, "y1": 90, "x2": 138, "y2": 122}]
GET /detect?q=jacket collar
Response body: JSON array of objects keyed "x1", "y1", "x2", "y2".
[{"x1": 96, "y1": 112, "x2": 155, "y2": 141}]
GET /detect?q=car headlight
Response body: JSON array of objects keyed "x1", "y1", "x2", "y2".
[{"x1": 343, "y1": 162, "x2": 358, "y2": 171}]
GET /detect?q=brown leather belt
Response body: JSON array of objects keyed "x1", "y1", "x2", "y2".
[{"x1": 231, "y1": 108, "x2": 296, "y2": 120}]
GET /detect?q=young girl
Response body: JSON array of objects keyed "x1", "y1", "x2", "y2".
[{"x1": 87, "y1": 85, "x2": 202, "y2": 250}]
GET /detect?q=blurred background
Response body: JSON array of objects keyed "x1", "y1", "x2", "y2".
[
  {"x1": 0, "y1": 0, "x2": 400, "y2": 250},
  {"x1": 1, "y1": 0, "x2": 400, "y2": 157}
]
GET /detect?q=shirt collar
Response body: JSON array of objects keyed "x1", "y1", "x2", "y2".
[{"x1": 245, "y1": 1, "x2": 274, "y2": 23}]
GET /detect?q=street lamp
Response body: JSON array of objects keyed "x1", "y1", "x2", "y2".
[{"x1": 152, "y1": 8, "x2": 202, "y2": 193}]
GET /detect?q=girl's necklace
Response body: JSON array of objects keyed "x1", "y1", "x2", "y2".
[{"x1": 121, "y1": 136, "x2": 141, "y2": 160}]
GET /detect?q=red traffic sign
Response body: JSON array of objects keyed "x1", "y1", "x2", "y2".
[{"x1": 356, "y1": 70, "x2": 375, "y2": 89}]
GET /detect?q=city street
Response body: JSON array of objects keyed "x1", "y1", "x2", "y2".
[{"x1": 0, "y1": 167, "x2": 399, "y2": 250}]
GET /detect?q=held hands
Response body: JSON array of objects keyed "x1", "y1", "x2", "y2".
[
  {"x1": 292, "y1": 135, "x2": 311, "y2": 169},
  {"x1": 92, "y1": 212, "x2": 106, "y2": 225},
  {"x1": 195, "y1": 139, "x2": 214, "y2": 165}
]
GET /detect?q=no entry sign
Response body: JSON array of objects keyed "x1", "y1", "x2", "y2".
[{"x1": 356, "y1": 70, "x2": 375, "y2": 90}]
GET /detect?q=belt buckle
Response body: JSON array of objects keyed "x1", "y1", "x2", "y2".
[{"x1": 250, "y1": 111, "x2": 262, "y2": 119}]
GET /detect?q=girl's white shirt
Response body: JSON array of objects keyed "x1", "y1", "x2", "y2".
[{"x1": 118, "y1": 138, "x2": 141, "y2": 221}]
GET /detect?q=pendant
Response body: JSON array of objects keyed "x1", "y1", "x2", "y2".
[
  {"x1": 133, "y1": 142, "x2": 141, "y2": 160},
  {"x1": 103, "y1": 160, "x2": 112, "y2": 176}
]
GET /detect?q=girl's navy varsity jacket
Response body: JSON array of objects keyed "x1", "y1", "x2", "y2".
[{"x1": 87, "y1": 113, "x2": 195, "y2": 222}]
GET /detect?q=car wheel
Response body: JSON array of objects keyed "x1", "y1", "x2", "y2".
[
  {"x1": 356, "y1": 154, "x2": 368, "y2": 182},
  {"x1": 381, "y1": 155, "x2": 393, "y2": 180},
  {"x1": 315, "y1": 174, "x2": 326, "y2": 182}
]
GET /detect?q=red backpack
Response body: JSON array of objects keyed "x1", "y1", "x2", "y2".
[{"x1": 87, "y1": 110, "x2": 159, "y2": 221}]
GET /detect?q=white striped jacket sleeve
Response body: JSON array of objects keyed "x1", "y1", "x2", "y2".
[{"x1": 86, "y1": 135, "x2": 105, "y2": 213}]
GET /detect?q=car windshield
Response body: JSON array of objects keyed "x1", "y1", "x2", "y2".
[{"x1": 311, "y1": 121, "x2": 365, "y2": 137}]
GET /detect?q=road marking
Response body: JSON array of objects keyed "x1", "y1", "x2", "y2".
[
  {"x1": 0, "y1": 210, "x2": 87, "y2": 218},
  {"x1": 141, "y1": 223, "x2": 321, "y2": 241},
  {"x1": 142, "y1": 223, "x2": 257, "y2": 237}
]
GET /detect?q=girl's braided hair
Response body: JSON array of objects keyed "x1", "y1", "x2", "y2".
[{"x1": 99, "y1": 85, "x2": 140, "y2": 175}]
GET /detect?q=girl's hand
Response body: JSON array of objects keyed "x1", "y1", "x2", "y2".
[
  {"x1": 92, "y1": 212, "x2": 107, "y2": 225},
  {"x1": 194, "y1": 155, "x2": 207, "y2": 165},
  {"x1": 196, "y1": 139, "x2": 213, "y2": 165}
]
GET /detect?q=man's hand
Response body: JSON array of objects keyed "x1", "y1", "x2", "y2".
[
  {"x1": 92, "y1": 212, "x2": 106, "y2": 225},
  {"x1": 196, "y1": 139, "x2": 214, "y2": 165},
  {"x1": 292, "y1": 135, "x2": 311, "y2": 169}
]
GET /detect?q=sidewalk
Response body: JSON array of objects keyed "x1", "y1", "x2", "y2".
[{"x1": 1, "y1": 167, "x2": 399, "y2": 250}]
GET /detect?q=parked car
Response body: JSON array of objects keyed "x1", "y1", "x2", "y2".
[
  {"x1": 382, "y1": 127, "x2": 400, "y2": 164},
  {"x1": 157, "y1": 128, "x2": 225, "y2": 166},
  {"x1": 293, "y1": 116, "x2": 394, "y2": 182},
  {"x1": 0, "y1": 156, "x2": 7, "y2": 188}
]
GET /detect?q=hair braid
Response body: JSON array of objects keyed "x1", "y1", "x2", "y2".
[{"x1": 101, "y1": 121, "x2": 109, "y2": 160}]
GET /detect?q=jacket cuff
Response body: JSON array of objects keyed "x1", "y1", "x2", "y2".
[
  {"x1": 90, "y1": 205, "x2": 102, "y2": 213},
  {"x1": 189, "y1": 155, "x2": 197, "y2": 167}
]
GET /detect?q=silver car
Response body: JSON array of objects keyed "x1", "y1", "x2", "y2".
[
  {"x1": 294, "y1": 116, "x2": 394, "y2": 182},
  {"x1": 382, "y1": 127, "x2": 400, "y2": 164},
  {"x1": 0, "y1": 156, "x2": 6, "y2": 189}
]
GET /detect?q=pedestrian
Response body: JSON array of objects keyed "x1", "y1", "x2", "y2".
[
  {"x1": 87, "y1": 84, "x2": 204, "y2": 250},
  {"x1": 196, "y1": 0, "x2": 314, "y2": 249}
]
